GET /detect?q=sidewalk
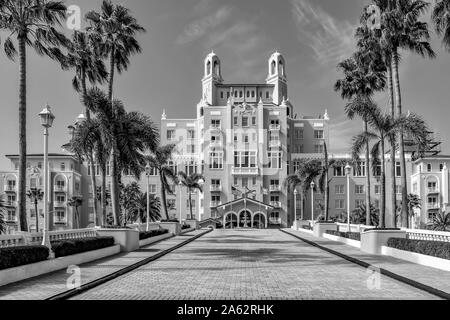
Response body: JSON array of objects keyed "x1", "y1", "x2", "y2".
[
  {"x1": 0, "y1": 229, "x2": 207, "y2": 300},
  {"x1": 282, "y1": 228, "x2": 450, "y2": 296}
]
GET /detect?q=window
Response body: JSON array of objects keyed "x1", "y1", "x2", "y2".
[
  {"x1": 335, "y1": 185, "x2": 344, "y2": 195},
  {"x1": 242, "y1": 178, "x2": 249, "y2": 188},
  {"x1": 30, "y1": 178, "x2": 37, "y2": 189},
  {"x1": 211, "y1": 119, "x2": 221, "y2": 128},
  {"x1": 235, "y1": 91, "x2": 238, "y2": 98},
  {"x1": 234, "y1": 151, "x2": 257, "y2": 168},
  {"x1": 252, "y1": 117, "x2": 256, "y2": 126},
  {"x1": 374, "y1": 200, "x2": 380, "y2": 209},
  {"x1": 234, "y1": 177, "x2": 238, "y2": 185},
  {"x1": 211, "y1": 195, "x2": 221, "y2": 204},
  {"x1": 335, "y1": 199, "x2": 345, "y2": 210},
  {"x1": 355, "y1": 200, "x2": 364, "y2": 208},
  {"x1": 247, "y1": 91, "x2": 250, "y2": 98},
  {"x1": 55, "y1": 179, "x2": 65, "y2": 190},
  {"x1": 252, "y1": 91, "x2": 255, "y2": 98},
  {"x1": 187, "y1": 130, "x2": 195, "y2": 139},
  {"x1": 334, "y1": 166, "x2": 345, "y2": 177},
  {"x1": 168, "y1": 161, "x2": 177, "y2": 175},
  {"x1": 187, "y1": 199, "x2": 196, "y2": 209},
  {"x1": 314, "y1": 144, "x2": 324, "y2": 154},
  {"x1": 396, "y1": 162, "x2": 402, "y2": 177},
  {"x1": 354, "y1": 161, "x2": 366, "y2": 177},
  {"x1": 266, "y1": 91, "x2": 270, "y2": 99},
  {"x1": 55, "y1": 195, "x2": 66, "y2": 203},
  {"x1": 314, "y1": 130, "x2": 324, "y2": 139},
  {"x1": 270, "y1": 212, "x2": 280, "y2": 223},
  {"x1": 375, "y1": 185, "x2": 381, "y2": 195},
  {"x1": 220, "y1": 91, "x2": 224, "y2": 99},
  {"x1": 185, "y1": 161, "x2": 197, "y2": 175},
  {"x1": 227, "y1": 91, "x2": 230, "y2": 99},
  {"x1": 106, "y1": 162, "x2": 111, "y2": 176},
  {"x1": 149, "y1": 184, "x2": 157, "y2": 194},
  {"x1": 373, "y1": 163, "x2": 382, "y2": 177},
  {"x1": 427, "y1": 163, "x2": 432, "y2": 172},
  {"x1": 167, "y1": 199, "x2": 176, "y2": 210},
  {"x1": 413, "y1": 183, "x2": 418, "y2": 194},
  {"x1": 428, "y1": 181, "x2": 437, "y2": 192},
  {"x1": 355, "y1": 185, "x2": 365, "y2": 194},
  {"x1": 295, "y1": 129, "x2": 304, "y2": 140},
  {"x1": 7, "y1": 209, "x2": 16, "y2": 222},
  {"x1": 239, "y1": 91, "x2": 243, "y2": 98},
  {"x1": 440, "y1": 164, "x2": 444, "y2": 172},
  {"x1": 395, "y1": 185, "x2": 402, "y2": 194},
  {"x1": 37, "y1": 162, "x2": 42, "y2": 169},
  {"x1": 209, "y1": 152, "x2": 223, "y2": 169},
  {"x1": 242, "y1": 117, "x2": 249, "y2": 127},
  {"x1": 428, "y1": 196, "x2": 438, "y2": 208},
  {"x1": 293, "y1": 161, "x2": 301, "y2": 173},
  {"x1": 54, "y1": 209, "x2": 66, "y2": 223},
  {"x1": 268, "y1": 152, "x2": 282, "y2": 169},
  {"x1": 252, "y1": 177, "x2": 257, "y2": 185},
  {"x1": 211, "y1": 179, "x2": 221, "y2": 187},
  {"x1": 60, "y1": 162, "x2": 65, "y2": 171},
  {"x1": 187, "y1": 145, "x2": 195, "y2": 154},
  {"x1": 167, "y1": 130, "x2": 176, "y2": 141},
  {"x1": 234, "y1": 117, "x2": 238, "y2": 126}
]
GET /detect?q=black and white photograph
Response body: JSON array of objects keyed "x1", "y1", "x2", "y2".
[{"x1": 0, "y1": 0, "x2": 449, "y2": 313}]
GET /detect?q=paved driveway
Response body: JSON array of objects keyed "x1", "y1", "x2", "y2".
[{"x1": 73, "y1": 229, "x2": 438, "y2": 300}]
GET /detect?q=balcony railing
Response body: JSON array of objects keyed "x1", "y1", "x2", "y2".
[
  {"x1": 54, "y1": 201, "x2": 67, "y2": 208},
  {"x1": 269, "y1": 185, "x2": 281, "y2": 192},
  {"x1": 54, "y1": 216, "x2": 67, "y2": 224},
  {"x1": 269, "y1": 218, "x2": 281, "y2": 225},
  {"x1": 210, "y1": 201, "x2": 221, "y2": 208},
  {"x1": 6, "y1": 215, "x2": 17, "y2": 223},
  {"x1": 54, "y1": 185, "x2": 67, "y2": 192},
  {"x1": 6, "y1": 201, "x2": 17, "y2": 207},
  {"x1": 270, "y1": 201, "x2": 282, "y2": 208},
  {"x1": 209, "y1": 125, "x2": 222, "y2": 131},
  {"x1": 269, "y1": 124, "x2": 281, "y2": 131},
  {"x1": 427, "y1": 203, "x2": 440, "y2": 210},
  {"x1": 4, "y1": 185, "x2": 17, "y2": 192},
  {"x1": 269, "y1": 141, "x2": 281, "y2": 148},
  {"x1": 231, "y1": 167, "x2": 259, "y2": 175},
  {"x1": 427, "y1": 187, "x2": 439, "y2": 194},
  {"x1": 210, "y1": 141, "x2": 222, "y2": 148},
  {"x1": 210, "y1": 185, "x2": 222, "y2": 192}
]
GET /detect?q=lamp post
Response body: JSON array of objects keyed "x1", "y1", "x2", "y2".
[
  {"x1": 310, "y1": 181, "x2": 315, "y2": 222},
  {"x1": 178, "y1": 181, "x2": 183, "y2": 222},
  {"x1": 345, "y1": 163, "x2": 352, "y2": 233},
  {"x1": 39, "y1": 104, "x2": 55, "y2": 259},
  {"x1": 198, "y1": 178, "x2": 205, "y2": 221},
  {"x1": 294, "y1": 189, "x2": 298, "y2": 227},
  {"x1": 145, "y1": 164, "x2": 151, "y2": 232}
]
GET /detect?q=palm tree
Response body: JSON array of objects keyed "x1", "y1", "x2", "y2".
[
  {"x1": 85, "y1": 0, "x2": 146, "y2": 102},
  {"x1": 351, "y1": 99, "x2": 429, "y2": 228},
  {"x1": 351, "y1": 204, "x2": 380, "y2": 226},
  {"x1": 68, "y1": 196, "x2": 83, "y2": 229},
  {"x1": 284, "y1": 171, "x2": 307, "y2": 221},
  {"x1": 380, "y1": 0, "x2": 436, "y2": 227},
  {"x1": 0, "y1": 195, "x2": 7, "y2": 234},
  {"x1": 432, "y1": 0, "x2": 450, "y2": 51},
  {"x1": 429, "y1": 212, "x2": 450, "y2": 231},
  {"x1": 0, "y1": 0, "x2": 68, "y2": 232},
  {"x1": 62, "y1": 30, "x2": 108, "y2": 225},
  {"x1": 178, "y1": 172, "x2": 204, "y2": 221},
  {"x1": 26, "y1": 188, "x2": 43, "y2": 232},
  {"x1": 335, "y1": 42, "x2": 386, "y2": 226},
  {"x1": 83, "y1": 87, "x2": 158, "y2": 225},
  {"x1": 123, "y1": 192, "x2": 161, "y2": 225},
  {"x1": 147, "y1": 144, "x2": 178, "y2": 221}
]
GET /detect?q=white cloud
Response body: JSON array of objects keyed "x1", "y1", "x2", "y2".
[
  {"x1": 291, "y1": 0, "x2": 357, "y2": 65},
  {"x1": 176, "y1": 6, "x2": 233, "y2": 45}
]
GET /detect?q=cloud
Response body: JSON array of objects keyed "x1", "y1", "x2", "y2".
[
  {"x1": 329, "y1": 114, "x2": 362, "y2": 154},
  {"x1": 176, "y1": 6, "x2": 233, "y2": 45},
  {"x1": 291, "y1": 0, "x2": 357, "y2": 65}
]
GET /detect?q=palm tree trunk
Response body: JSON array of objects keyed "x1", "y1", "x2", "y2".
[
  {"x1": 364, "y1": 119, "x2": 372, "y2": 226},
  {"x1": 387, "y1": 63, "x2": 397, "y2": 228},
  {"x1": 300, "y1": 191, "x2": 305, "y2": 220},
  {"x1": 108, "y1": 49, "x2": 115, "y2": 102},
  {"x1": 159, "y1": 174, "x2": 169, "y2": 220},
  {"x1": 110, "y1": 140, "x2": 121, "y2": 225},
  {"x1": 392, "y1": 49, "x2": 409, "y2": 228},
  {"x1": 380, "y1": 139, "x2": 386, "y2": 229},
  {"x1": 81, "y1": 73, "x2": 99, "y2": 226},
  {"x1": 189, "y1": 191, "x2": 193, "y2": 220},
  {"x1": 324, "y1": 142, "x2": 330, "y2": 221},
  {"x1": 34, "y1": 200, "x2": 39, "y2": 232},
  {"x1": 101, "y1": 171, "x2": 107, "y2": 225},
  {"x1": 18, "y1": 36, "x2": 28, "y2": 232}
]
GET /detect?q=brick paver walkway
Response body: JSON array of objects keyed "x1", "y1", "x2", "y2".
[
  {"x1": 283, "y1": 228, "x2": 450, "y2": 295},
  {"x1": 72, "y1": 229, "x2": 439, "y2": 300},
  {"x1": 0, "y1": 230, "x2": 206, "y2": 300}
]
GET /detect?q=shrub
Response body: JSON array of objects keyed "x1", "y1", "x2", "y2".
[
  {"x1": 182, "y1": 224, "x2": 191, "y2": 230},
  {"x1": 302, "y1": 225, "x2": 312, "y2": 231},
  {"x1": 387, "y1": 238, "x2": 450, "y2": 260},
  {"x1": 326, "y1": 230, "x2": 361, "y2": 241},
  {"x1": 161, "y1": 219, "x2": 180, "y2": 223},
  {"x1": 0, "y1": 246, "x2": 49, "y2": 270},
  {"x1": 51, "y1": 237, "x2": 114, "y2": 258},
  {"x1": 139, "y1": 229, "x2": 169, "y2": 240}
]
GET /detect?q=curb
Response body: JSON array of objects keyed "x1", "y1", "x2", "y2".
[
  {"x1": 46, "y1": 228, "x2": 213, "y2": 300},
  {"x1": 280, "y1": 229, "x2": 450, "y2": 300}
]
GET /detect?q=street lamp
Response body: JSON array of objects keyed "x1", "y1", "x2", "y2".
[
  {"x1": 345, "y1": 163, "x2": 352, "y2": 233},
  {"x1": 294, "y1": 189, "x2": 298, "y2": 227},
  {"x1": 38, "y1": 104, "x2": 55, "y2": 259},
  {"x1": 145, "y1": 164, "x2": 151, "y2": 232},
  {"x1": 178, "y1": 181, "x2": 183, "y2": 222},
  {"x1": 310, "y1": 181, "x2": 315, "y2": 223}
]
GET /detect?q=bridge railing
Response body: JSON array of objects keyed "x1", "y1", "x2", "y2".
[{"x1": 403, "y1": 229, "x2": 450, "y2": 242}]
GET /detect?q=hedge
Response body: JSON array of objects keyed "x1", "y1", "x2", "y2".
[
  {"x1": 182, "y1": 224, "x2": 191, "y2": 230},
  {"x1": 387, "y1": 238, "x2": 450, "y2": 260},
  {"x1": 326, "y1": 230, "x2": 361, "y2": 241},
  {"x1": 51, "y1": 237, "x2": 115, "y2": 258},
  {"x1": 139, "y1": 229, "x2": 169, "y2": 240},
  {"x1": 0, "y1": 246, "x2": 49, "y2": 270}
]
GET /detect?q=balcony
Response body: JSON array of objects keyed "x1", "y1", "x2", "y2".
[
  {"x1": 269, "y1": 141, "x2": 281, "y2": 148},
  {"x1": 4, "y1": 185, "x2": 17, "y2": 193},
  {"x1": 210, "y1": 185, "x2": 222, "y2": 192},
  {"x1": 210, "y1": 141, "x2": 223, "y2": 148},
  {"x1": 269, "y1": 218, "x2": 282, "y2": 225},
  {"x1": 54, "y1": 201, "x2": 67, "y2": 208},
  {"x1": 427, "y1": 203, "x2": 440, "y2": 210},
  {"x1": 6, "y1": 215, "x2": 18, "y2": 223},
  {"x1": 54, "y1": 185, "x2": 67, "y2": 192},
  {"x1": 270, "y1": 201, "x2": 282, "y2": 208},
  {"x1": 54, "y1": 216, "x2": 67, "y2": 225},
  {"x1": 5, "y1": 201, "x2": 17, "y2": 207},
  {"x1": 210, "y1": 201, "x2": 221, "y2": 208},
  {"x1": 209, "y1": 125, "x2": 222, "y2": 132},
  {"x1": 269, "y1": 124, "x2": 281, "y2": 131},
  {"x1": 427, "y1": 187, "x2": 439, "y2": 194},
  {"x1": 232, "y1": 167, "x2": 259, "y2": 176},
  {"x1": 269, "y1": 185, "x2": 281, "y2": 192}
]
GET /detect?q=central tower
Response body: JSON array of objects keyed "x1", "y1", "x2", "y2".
[
  {"x1": 266, "y1": 51, "x2": 288, "y2": 106},
  {"x1": 202, "y1": 51, "x2": 223, "y2": 105}
]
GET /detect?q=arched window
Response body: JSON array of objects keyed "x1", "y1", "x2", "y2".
[
  {"x1": 271, "y1": 60, "x2": 276, "y2": 75},
  {"x1": 279, "y1": 61, "x2": 284, "y2": 76},
  {"x1": 252, "y1": 91, "x2": 255, "y2": 98},
  {"x1": 200, "y1": 107, "x2": 204, "y2": 117},
  {"x1": 240, "y1": 91, "x2": 243, "y2": 98},
  {"x1": 207, "y1": 61, "x2": 211, "y2": 75},
  {"x1": 247, "y1": 91, "x2": 250, "y2": 98},
  {"x1": 214, "y1": 61, "x2": 219, "y2": 75},
  {"x1": 287, "y1": 107, "x2": 290, "y2": 117}
]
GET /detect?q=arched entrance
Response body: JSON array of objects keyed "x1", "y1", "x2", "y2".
[
  {"x1": 239, "y1": 210, "x2": 252, "y2": 228},
  {"x1": 252, "y1": 213, "x2": 266, "y2": 229},
  {"x1": 224, "y1": 212, "x2": 238, "y2": 229}
]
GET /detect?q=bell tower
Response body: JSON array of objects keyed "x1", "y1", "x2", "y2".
[
  {"x1": 266, "y1": 51, "x2": 288, "y2": 105},
  {"x1": 202, "y1": 51, "x2": 223, "y2": 105}
]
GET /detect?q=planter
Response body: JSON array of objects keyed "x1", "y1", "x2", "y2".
[
  {"x1": 313, "y1": 222, "x2": 338, "y2": 238},
  {"x1": 159, "y1": 222, "x2": 182, "y2": 236},
  {"x1": 0, "y1": 244, "x2": 120, "y2": 287},
  {"x1": 139, "y1": 232, "x2": 173, "y2": 248},
  {"x1": 323, "y1": 233, "x2": 361, "y2": 248},
  {"x1": 381, "y1": 246, "x2": 450, "y2": 272},
  {"x1": 96, "y1": 229, "x2": 139, "y2": 252},
  {"x1": 185, "y1": 220, "x2": 200, "y2": 230},
  {"x1": 180, "y1": 228, "x2": 195, "y2": 235},
  {"x1": 361, "y1": 229, "x2": 406, "y2": 255},
  {"x1": 292, "y1": 220, "x2": 311, "y2": 231}
]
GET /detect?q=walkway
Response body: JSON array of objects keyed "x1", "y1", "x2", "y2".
[{"x1": 71, "y1": 229, "x2": 439, "y2": 300}]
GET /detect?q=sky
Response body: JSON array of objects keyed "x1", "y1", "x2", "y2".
[{"x1": 0, "y1": 0, "x2": 449, "y2": 170}]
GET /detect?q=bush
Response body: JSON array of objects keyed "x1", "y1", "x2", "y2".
[
  {"x1": 0, "y1": 246, "x2": 49, "y2": 270},
  {"x1": 302, "y1": 225, "x2": 312, "y2": 231},
  {"x1": 387, "y1": 238, "x2": 450, "y2": 260},
  {"x1": 161, "y1": 219, "x2": 180, "y2": 223},
  {"x1": 182, "y1": 224, "x2": 191, "y2": 230},
  {"x1": 51, "y1": 237, "x2": 114, "y2": 258},
  {"x1": 139, "y1": 229, "x2": 169, "y2": 240},
  {"x1": 326, "y1": 230, "x2": 361, "y2": 241}
]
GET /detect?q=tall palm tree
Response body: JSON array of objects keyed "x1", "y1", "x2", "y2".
[
  {"x1": 335, "y1": 42, "x2": 386, "y2": 226},
  {"x1": 26, "y1": 188, "x2": 43, "y2": 232},
  {"x1": 0, "y1": 0, "x2": 68, "y2": 231},
  {"x1": 68, "y1": 196, "x2": 83, "y2": 229},
  {"x1": 0, "y1": 194, "x2": 7, "y2": 234},
  {"x1": 432, "y1": 0, "x2": 450, "y2": 51},
  {"x1": 380, "y1": 0, "x2": 436, "y2": 227},
  {"x1": 178, "y1": 172, "x2": 204, "y2": 221},
  {"x1": 83, "y1": 87, "x2": 158, "y2": 225},
  {"x1": 351, "y1": 98, "x2": 429, "y2": 228},
  {"x1": 147, "y1": 144, "x2": 177, "y2": 221},
  {"x1": 62, "y1": 30, "x2": 108, "y2": 225},
  {"x1": 284, "y1": 169, "x2": 307, "y2": 221},
  {"x1": 85, "y1": 0, "x2": 146, "y2": 102}
]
